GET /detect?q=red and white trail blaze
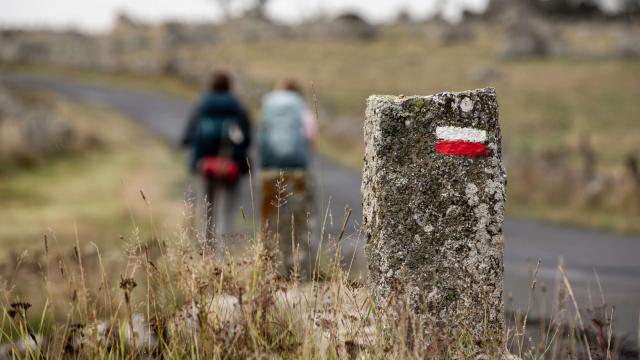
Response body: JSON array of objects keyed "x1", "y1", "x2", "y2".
[{"x1": 435, "y1": 126, "x2": 489, "y2": 157}]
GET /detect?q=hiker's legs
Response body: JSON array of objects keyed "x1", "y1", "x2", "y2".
[
  {"x1": 290, "y1": 170, "x2": 314, "y2": 278},
  {"x1": 215, "y1": 180, "x2": 239, "y2": 236},
  {"x1": 260, "y1": 169, "x2": 314, "y2": 279},
  {"x1": 299, "y1": 171, "x2": 316, "y2": 278},
  {"x1": 185, "y1": 176, "x2": 199, "y2": 236},
  {"x1": 190, "y1": 175, "x2": 223, "y2": 247},
  {"x1": 205, "y1": 177, "x2": 218, "y2": 244},
  {"x1": 191, "y1": 175, "x2": 209, "y2": 241}
]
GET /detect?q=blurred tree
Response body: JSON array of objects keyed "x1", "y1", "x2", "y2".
[
  {"x1": 255, "y1": 0, "x2": 268, "y2": 18},
  {"x1": 210, "y1": 0, "x2": 270, "y2": 21},
  {"x1": 395, "y1": 8, "x2": 412, "y2": 25},
  {"x1": 212, "y1": 0, "x2": 233, "y2": 21},
  {"x1": 487, "y1": 0, "x2": 640, "y2": 17},
  {"x1": 527, "y1": 0, "x2": 640, "y2": 16},
  {"x1": 622, "y1": 0, "x2": 640, "y2": 12},
  {"x1": 245, "y1": 0, "x2": 269, "y2": 19},
  {"x1": 531, "y1": 0, "x2": 600, "y2": 16}
]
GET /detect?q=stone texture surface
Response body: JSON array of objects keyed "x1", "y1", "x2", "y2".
[{"x1": 362, "y1": 88, "x2": 506, "y2": 341}]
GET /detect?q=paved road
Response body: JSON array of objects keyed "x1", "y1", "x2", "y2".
[{"x1": 3, "y1": 74, "x2": 639, "y2": 336}]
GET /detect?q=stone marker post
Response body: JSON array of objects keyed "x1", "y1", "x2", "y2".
[{"x1": 362, "y1": 88, "x2": 506, "y2": 342}]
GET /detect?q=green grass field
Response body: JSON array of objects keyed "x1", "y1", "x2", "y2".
[{"x1": 0, "y1": 94, "x2": 185, "y2": 256}]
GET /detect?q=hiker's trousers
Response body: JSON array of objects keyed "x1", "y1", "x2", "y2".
[{"x1": 188, "y1": 174, "x2": 239, "y2": 246}]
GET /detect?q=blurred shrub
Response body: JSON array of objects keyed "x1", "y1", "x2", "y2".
[{"x1": 0, "y1": 88, "x2": 98, "y2": 169}]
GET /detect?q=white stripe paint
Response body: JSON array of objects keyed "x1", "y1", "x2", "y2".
[{"x1": 435, "y1": 126, "x2": 487, "y2": 142}]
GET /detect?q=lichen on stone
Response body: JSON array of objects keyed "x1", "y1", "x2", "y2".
[{"x1": 362, "y1": 87, "x2": 506, "y2": 345}]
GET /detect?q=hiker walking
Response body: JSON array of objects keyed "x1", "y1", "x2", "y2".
[
  {"x1": 182, "y1": 71, "x2": 252, "y2": 244},
  {"x1": 260, "y1": 79, "x2": 316, "y2": 169},
  {"x1": 259, "y1": 79, "x2": 316, "y2": 277}
]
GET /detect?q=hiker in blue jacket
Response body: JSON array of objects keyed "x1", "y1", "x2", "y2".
[{"x1": 182, "y1": 71, "x2": 252, "y2": 243}]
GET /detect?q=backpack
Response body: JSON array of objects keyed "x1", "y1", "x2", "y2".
[
  {"x1": 260, "y1": 92, "x2": 309, "y2": 169},
  {"x1": 194, "y1": 116, "x2": 243, "y2": 181}
]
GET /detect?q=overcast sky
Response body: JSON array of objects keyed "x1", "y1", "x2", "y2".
[{"x1": 0, "y1": 0, "x2": 488, "y2": 33}]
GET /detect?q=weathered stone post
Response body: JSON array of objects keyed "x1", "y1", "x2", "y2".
[{"x1": 362, "y1": 88, "x2": 506, "y2": 343}]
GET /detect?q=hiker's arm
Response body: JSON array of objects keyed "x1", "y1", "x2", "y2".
[
  {"x1": 181, "y1": 116, "x2": 195, "y2": 147},
  {"x1": 303, "y1": 106, "x2": 317, "y2": 146},
  {"x1": 181, "y1": 101, "x2": 203, "y2": 146},
  {"x1": 238, "y1": 106, "x2": 252, "y2": 148}
]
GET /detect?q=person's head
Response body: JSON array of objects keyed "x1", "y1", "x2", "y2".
[
  {"x1": 276, "y1": 78, "x2": 304, "y2": 96},
  {"x1": 209, "y1": 70, "x2": 232, "y2": 93}
]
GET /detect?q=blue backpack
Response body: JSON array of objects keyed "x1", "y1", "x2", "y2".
[
  {"x1": 260, "y1": 91, "x2": 309, "y2": 169},
  {"x1": 196, "y1": 117, "x2": 233, "y2": 156},
  {"x1": 191, "y1": 116, "x2": 244, "y2": 172}
]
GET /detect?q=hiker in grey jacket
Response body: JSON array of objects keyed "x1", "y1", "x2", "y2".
[
  {"x1": 259, "y1": 79, "x2": 316, "y2": 169},
  {"x1": 259, "y1": 79, "x2": 317, "y2": 278}
]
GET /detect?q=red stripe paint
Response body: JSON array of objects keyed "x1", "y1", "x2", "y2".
[{"x1": 435, "y1": 141, "x2": 489, "y2": 157}]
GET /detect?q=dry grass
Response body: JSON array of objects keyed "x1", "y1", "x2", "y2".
[{"x1": 0, "y1": 193, "x2": 635, "y2": 359}]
